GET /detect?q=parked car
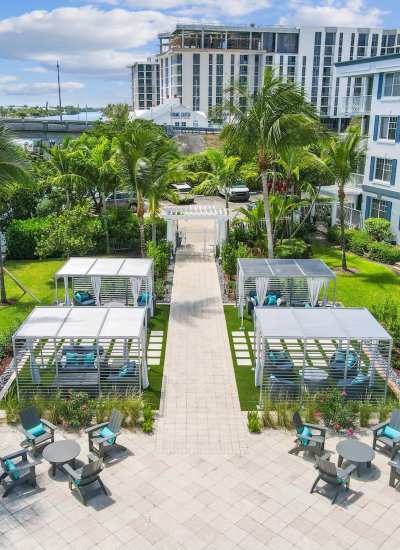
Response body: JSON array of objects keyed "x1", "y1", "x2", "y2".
[
  {"x1": 218, "y1": 180, "x2": 250, "y2": 202},
  {"x1": 105, "y1": 191, "x2": 137, "y2": 210},
  {"x1": 171, "y1": 183, "x2": 195, "y2": 204}
]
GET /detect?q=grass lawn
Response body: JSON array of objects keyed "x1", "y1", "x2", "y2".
[
  {"x1": 144, "y1": 304, "x2": 170, "y2": 409},
  {"x1": 0, "y1": 259, "x2": 64, "y2": 333},
  {"x1": 224, "y1": 305, "x2": 259, "y2": 411},
  {"x1": 312, "y1": 241, "x2": 400, "y2": 309}
]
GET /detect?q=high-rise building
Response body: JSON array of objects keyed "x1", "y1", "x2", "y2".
[
  {"x1": 151, "y1": 25, "x2": 400, "y2": 129},
  {"x1": 130, "y1": 57, "x2": 160, "y2": 111}
]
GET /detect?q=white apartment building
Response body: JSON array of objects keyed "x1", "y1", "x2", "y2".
[
  {"x1": 154, "y1": 25, "x2": 400, "y2": 128},
  {"x1": 336, "y1": 54, "x2": 400, "y2": 243},
  {"x1": 130, "y1": 57, "x2": 160, "y2": 111}
]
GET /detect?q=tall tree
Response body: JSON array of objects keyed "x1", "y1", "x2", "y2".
[
  {"x1": 222, "y1": 68, "x2": 321, "y2": 257},
  {"x1": 317, "y1": 122, "x2": 365, "y2": 271},
  {"x1": 0, "y1": 125, "x2": 31, "y2": 303},
  {"x1": 114, "y1": 121, "x2": 159, "y2": 257}
]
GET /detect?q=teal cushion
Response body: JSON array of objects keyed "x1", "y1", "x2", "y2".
[
  {"x1": 75, "y1": 291, "x2": 90, "y2": 303},
  {"x1": 267, "y1": 294, "x2": 278, "y2": 306},
  {"x1": 66, "y1": 352, "x2": 78, "y2": 363},
  {"x1": 138, "y1": 292, "x2": 150, "y2": 304},
  {"x1": 382, "y1": 425, "x2": 400, "y2": 440},
  {"x1": 28, "y1": 422, "x2": 45, "y2": 438},
  {"x1": 305, "y1": 303, "x2": 312, "y2": 308},
  {"x1": 118, "y1": 365, "x2": 129, "y2": 378},
  {"x1": 298, "y1": 426, "x2": 312, "y2": 446},
  {"x1": 351, "y1": 373, "x2": 367, "y2": 385},
  {"x1": 100, "y1": 426, "x2": 116, "y2": 445},
  {"x1": 4, "y1": 459, "x2": 20, "y2": 480},
  {"x1": 83, "y1": 352, "x2": 95, "y2": 364}
]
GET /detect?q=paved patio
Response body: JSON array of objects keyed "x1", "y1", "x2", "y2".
[{"x1": 1, "y1": 426, "x2": 400, "y2": 549}]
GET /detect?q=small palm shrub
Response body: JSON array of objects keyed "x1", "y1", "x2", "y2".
[{"x1": 247, "y1": 411, "x2": 261, "y2": 433}]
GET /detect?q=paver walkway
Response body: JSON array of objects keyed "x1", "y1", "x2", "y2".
[{"x1": 156, "y1": 220, "x2": 248, "y2": 454}]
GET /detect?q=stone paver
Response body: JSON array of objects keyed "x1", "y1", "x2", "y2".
[{"x1": 156, "y1": 237, "x2": 248, "y2": 454}]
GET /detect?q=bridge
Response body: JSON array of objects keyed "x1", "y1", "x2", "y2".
[{"x1": 0, "y1": 118, "x2": 97, "y2": 135}]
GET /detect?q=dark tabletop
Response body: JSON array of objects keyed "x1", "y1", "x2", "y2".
[
  {"x1": 300, "y1": 367, "x2": 328, "y2": 381},
  {"x1": 336, "y1": 439, "x2": 375, "y2": 463},
  {"x1": 42, "y1": 440, "x2": 80, "y2": 464}
]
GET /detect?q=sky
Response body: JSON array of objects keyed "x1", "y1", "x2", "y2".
[{"x1": 0, "y1": 0, "x2": 399, "y2": 108}]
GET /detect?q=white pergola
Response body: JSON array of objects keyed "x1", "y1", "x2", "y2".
[
  {"x1": 162, "y1": 205, "x2": 229, "y2": 252},
  {"x1": 12, "y1": 306, "x2": 148, "y2": 400},
  {"x1": 254, "y1": 307, "x2": 392, "y2": 403},
  {"x1": 237, "y1": 258, "x2": 337, "y2": 325},
  {"x1": 55, "y1": 257, "x2": 154, "y2": 315}
]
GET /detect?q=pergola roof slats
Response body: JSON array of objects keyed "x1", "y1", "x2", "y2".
[
  {"x1": 162, "y1": 204, "x2": 229, "y2": 220},
  {"x1": 238, "y1": 258, "x2": 336, "y2": 279},
  {"x1": 255, "y1": 307, "x2": 391, "y2": 340},
  {"x1": 55, "y1": 257, "x2": 153, "y2": 278},
  {"x1": 14, "y1": 306, "x2": 146, "y2": 340}
]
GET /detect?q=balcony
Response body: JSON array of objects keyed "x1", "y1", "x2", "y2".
[
  {"x1": 348, "y1": 172, "x2": 364, "y2": 189},
  {"x1": 339, "y1": 95, "x2": 372, "y2": 116}
]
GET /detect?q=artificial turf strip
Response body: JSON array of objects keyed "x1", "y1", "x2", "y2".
[
  {"x1": 144, "y1": 304, "x2": 170, "y2": 410},
  {"x1": 223, "y1": 305, "x2": 259, "y2": 411}
]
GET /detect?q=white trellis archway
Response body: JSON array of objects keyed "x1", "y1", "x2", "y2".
[{"x1": 162, "y1": 205, "x2": 229, "y2": 254}]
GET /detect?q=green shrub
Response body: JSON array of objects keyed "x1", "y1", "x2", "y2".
[
  {"x1": 367, "y1": 241, "x2": 400, "y2": 265},
  {"x1": 261, "y1": 396, "x2": 275, "y2": 428},
  {"x1": 316, "y1": 389, "x2": 356, "y2": 430},
  {"x1": 275, "y1": 239, "x2": 309, "y2": 259},
  {"x1": 144, "y1": 217, "x2": 166, "y2": 242},
  {"x1": 348, "y1": 230, "x2": 372, "y2": 256},
  {"x1": 275, "y1": 402, "x2": 294, "y2": 429},
  {"x1": 221, "y1": 240, "x2": 251, "y2": 277},
  {"x1": 121, "y1": 395, "x2": 144, "y2": 428},
  {"x1": 146, "y1": 240, "x2": 171, "y2": 279},
  {"x1": 0, "y1": 320, "x2": 20, "y2": 360},
  {"x1": 142, "y1": 403, "x2": 155, "y2": 433},
  {"x1": 6, "y1": 217, "x2": 52, "y2": 259},
  {"x1": 154, "y1": 278, "x2": 166, "y2": 300},
  {"x1": 106, "y1": 206, "x2": 140, "y2": 252},
  {"x1": 364, "y1": 218, "x2": 393, "y2": 242},
  {"x1": 247, "y1": 411, "x2": 261, "y2": 433},
  {"x1": 327, "y1": 226, "x2": 340, "y2": 243},
  {"x1": 358, "y1": 401, "x2": 373, "y2": 428},
  {"x1": 61, "y1": 391, "x2": 94, "y2": 429}
]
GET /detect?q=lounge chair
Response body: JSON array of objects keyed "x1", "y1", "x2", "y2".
[
  {"x1": 19, "y1": 406, "x2": 56, "y2": 455},
  {"x1": 329, "y1": 349, "x2": 359, "y2": 380},
  {"x1": 73, "y1": 291, "x2": 96, "y2": 306},
  {"x1": 311, "y1": 455, "x2": 356, "y2": 504},
  {"x1": 371, "y1": 409, "x2": 400, "y2": 458},
  {"x1": 58, "y1": 345, "x2": 107, "y2": 372},
  {"x1": 0, "y1": 449, "x2": 38, "y2": 497},
  {"x1": 266, "y1": 349, "x2": 294, "y2": 379},
  {"x1": 64, "y1": 455, "x2": 107, "y2": 505},
  {"x1": 337, "y1": 373, "x2": 370, "y2": 400},
  {"x1": 290, "y1": 411, "x2": 327, "y2": 457},
  {"x1": 86, "y1": 409, "x2": 123, "y2": 459},
  {"x1": 268, "y1": 375, "x2": 299, "y2": 400}
]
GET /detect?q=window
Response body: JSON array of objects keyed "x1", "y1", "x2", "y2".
[
  {"x1": 357, "y1": 33, "x2": 368, "y2": 58},
  {"x1": 208, "y1": 54, "x2": 213, "y2": 108},
  {"x1": 192, "y1": 53, "x2": 200, "y2": 111},
  {"x1": 276, "y1": 33, "x2": 298, "y2": 54},
  {"x1": 384, "y1": 72, "x2": 400, "y2": 97},
  {"x1": 338, "y1": 32, "x2": 343, "y2": 62},
  {"x1": 381, "y1": 34, "x2": 396, "y2": 56},
  {"x1": 265, "y1": 55, "x2": 273, "y2": 66},
  {"x1": 371, "y1": 33, "x2": 379, "y2": 57},
  {"x1": 350, "y1": 33, "x2": 355, "y2": 60},
  {"x1": 375, "y1": 158, "x2": 393, "y2": 183},
  {"x1": 379, "y1": 116, "x2": 397, "y2": 140},
  {"x1": 370, "y1": 198, "x2": 392, "y2": 220}
]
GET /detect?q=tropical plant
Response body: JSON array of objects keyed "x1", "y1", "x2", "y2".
[
  {"x1": 0, "y1": 125, "x2": 31, "y2": 303},
  {"x1": 247, "y1": 411, "x2": 262, "y2": 433},
  {"x1": 222, "y1": 68, "x2": 321, "y2": 257},
  {"x1": 102, "y1": 103, "x2": 129, "y2": 130},
  {"x1": 114, "y1": 121, "x2": 162, "y2": 256},
  {"x1": 364, "y1": 218, "x2": 393, "y2": 242},
  {"x1": 316, "y1": 122, "x2": 365, "y2": 270}
]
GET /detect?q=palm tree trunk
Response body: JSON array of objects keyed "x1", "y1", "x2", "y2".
[
  {"x1": 338, "y1": 180, "x2": 347, "y2": 271},
  {"x1": 100, "y1": 193, "x2": 111, "y2": 255},
  {"x1": 152, "y1": 220, "x2": 157, "y2": 245},
  {"x1": 0, "y1": 239, "x2": 7, "y2": 304},
  {"x1": 225, "y1": 186, "x2": 230, "y2": 233},
  {"x1": 261, "y1": 171, "x2": 274, "y2": 258}
]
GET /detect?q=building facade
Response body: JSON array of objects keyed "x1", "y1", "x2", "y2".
[
  {"x1": 131, "y1": 98, "x2": 208, "y2": 128},
  {"x1": 154, "y1": 25, "x2": 400, "y2": 127},
  {"x1": 336, "y1": 54, "x2": 400, "y2": 242},
  {"x1": 130, "y1": 57, "x2": 160, "y2": 111}
]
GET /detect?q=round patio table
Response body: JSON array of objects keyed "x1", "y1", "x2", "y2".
[
  {"x1": 42, "y1": 440, "x2": 80, "y2": 477},
  {"x1": 299, "y1": 367, "x2": 328, "y2": 390},
  {"x1": 336, "y1": 439, "x2": 375, "y2": 477}
]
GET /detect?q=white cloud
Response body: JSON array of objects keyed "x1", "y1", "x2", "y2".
[
  {"x1": 281, "y1": 0, "x2": 385, "y2": 27},
  {"x1": 0, "y1": 75, "x2": 17, "y2": 84},
  {"x1": 0, "y1": 80, "x2": 84, "y2": 96},
  {"x1": 93, "y1": 0, "x2": 270, "y2": 17},
  {"x1": 0, "y1": 6, "x2": 189, "y2": 76},
  {"x1": 23, "y1": 66, "x2": 48, "y2": 74}
]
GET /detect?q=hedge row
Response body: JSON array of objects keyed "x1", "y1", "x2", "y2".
[{"x1": 327, "y1": 226, "x2": 400, "y2": 265}]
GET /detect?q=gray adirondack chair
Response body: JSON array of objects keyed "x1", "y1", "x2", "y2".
[
  {"x1": 19, "y1": 406, "x2": 56, "y2": 455},
  {"x1": 0, "y1": 449, "x2": 38, "y2": 497},
  {"x1": 371, "y1": 409, "x2": 400, "y2": 459},
  {"x1": 311, "y1": 456, "x2": 356, "y2": 504},
  {"x1": 64, "y1": 456, "x2": 107, "y2": 505},
  {"x1": 389, "y1": 449, "x2": 400, "y2": 488},
  {"x1": 86, "y1": 409, "x2": 123, "y2": 459},
  {"x1": 290, "y1": 411, "x2": 327, "y2": 457}
]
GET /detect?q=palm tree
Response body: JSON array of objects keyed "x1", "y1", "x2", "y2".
[
  {"x1": 76, "y1": 135, "x2": 120, "y2": 254},
  {"x1": 47, "y1": 145, "x2": 86, "y2": 209},
  {"x1": 222, "y1": 68, "x2": 321, "y2": 257},
  {"x1": 0, "y1": 124, "x2": 31, "y2": 303},
  {"x1": 114, "y1": 121, "x2": 158, "y2": 257},
  {"x1": 318, "y1": 122, "x2": 365, "y2": 271}
]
